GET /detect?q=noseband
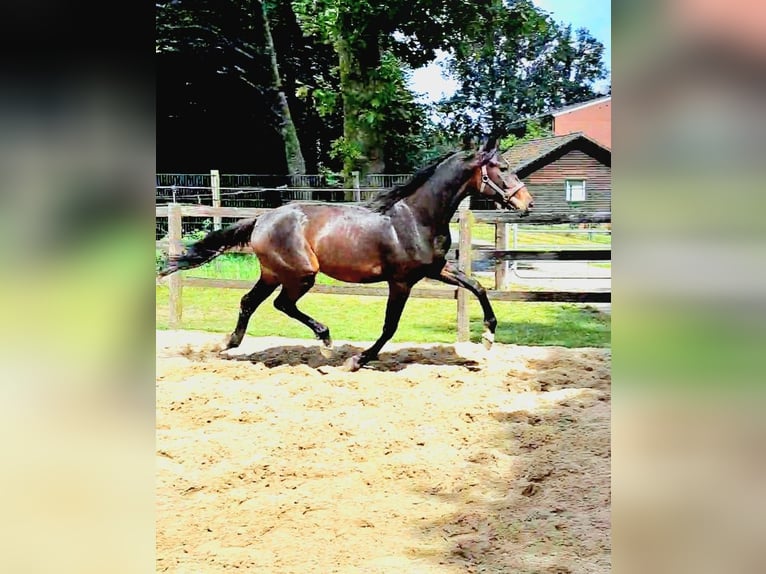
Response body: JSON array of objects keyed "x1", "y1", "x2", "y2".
[{"x1": 480, "y1": 164, "x2": 525, "y2": 202}]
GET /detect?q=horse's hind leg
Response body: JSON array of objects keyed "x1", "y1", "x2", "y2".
[
  {"x1": 273, "y1": 275, "x2": 333, "y2": 357},
  {"x1": 225, "y1": 277, "x2": 279, "y2": 349}
]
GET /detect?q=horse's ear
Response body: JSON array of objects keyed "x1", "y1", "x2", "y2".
[
  {"x1": 480, "y1": 134, "x2": 499, "y2": 153},
  {"x1": 478, "y1": 133, "x2": 500, "y2": 164}
]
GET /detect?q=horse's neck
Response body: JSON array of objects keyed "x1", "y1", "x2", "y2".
[{"x1": 402, "y1": 169, "x2": 470, "y2": 229}]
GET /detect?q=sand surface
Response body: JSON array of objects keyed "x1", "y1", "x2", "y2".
[{"x1": 157, "y1": 330, "x2": 610, "y2": 573}]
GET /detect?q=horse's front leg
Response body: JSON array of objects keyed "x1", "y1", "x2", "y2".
[
  {"x1": 344, "y1": 281, "x2": 412, "y2": 372},
  {"x1": 429, "y1": 261, "x2": 498, "y2": 349}
]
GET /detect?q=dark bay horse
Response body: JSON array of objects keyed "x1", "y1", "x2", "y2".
[{"x1": 158, "y1": 138, "x2": 534, "y2": 371}]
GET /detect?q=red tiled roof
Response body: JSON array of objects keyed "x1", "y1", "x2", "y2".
[{"x1": 500, "y1": 133, "x2": 584, "y2": 173}]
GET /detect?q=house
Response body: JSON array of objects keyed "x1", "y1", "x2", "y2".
[
  {"x1": 548, "y1": 96, "x2": 611, "y2": 148},
  {"x1": 473, "y1": 132, "x2": 611, "y2": 213},
  {"x1": 508, "y1": 95, "x2": 611, "y2": 149}
]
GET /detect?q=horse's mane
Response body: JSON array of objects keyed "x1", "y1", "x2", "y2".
[{"x1": 364, "y1": 151, "x2": 458, "y2": 214}]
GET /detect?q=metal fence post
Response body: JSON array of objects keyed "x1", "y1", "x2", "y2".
[
  {"x1": 352, "y1": 170, "x2": 360, "y2": 202},
  {"x1": 495, "y1": 222, "x2": 508, "y2": 290},
  {"x1": 457, "y1": 208, "x2": 473, "y2": 342},
  {"x1": 168, "y1": 203, "x2": 183, "y2": 329},
  {"x1": 511, "y1": 223, "x2": 518, "y2": 271},
  {"x1": 210, "y1": 169, "x2": 221, "y2": 230}
]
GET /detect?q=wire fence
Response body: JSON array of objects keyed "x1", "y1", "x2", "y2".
[{"x1": 157, "y1": 173, "x2": 413, "y2": 189}]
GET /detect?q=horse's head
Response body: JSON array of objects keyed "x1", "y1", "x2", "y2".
[{"x1": 468, "y1": 138, "x2": 534, "y2": 216}]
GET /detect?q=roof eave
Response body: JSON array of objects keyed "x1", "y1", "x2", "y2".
[
  {"x1": 550, "y1": 96, "x2": 612, "y2": 117},
  {"x1": 504, "y1": 134, "x2": 611, "y2": 178}
]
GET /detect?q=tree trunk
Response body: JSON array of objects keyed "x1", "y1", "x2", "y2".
[
  {"x1": 336, "y1": 30, "x2": 385, "y2": 177},
  {"x1": 257, "y1": 0, "x2": 305, "y2": 174}
]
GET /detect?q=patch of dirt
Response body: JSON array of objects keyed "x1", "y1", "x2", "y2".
[{"x1": 157, "y1": 330, "x2": 610, "y2": 573}]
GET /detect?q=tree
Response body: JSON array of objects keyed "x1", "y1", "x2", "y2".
[
  {"x1": 156, "y1": 0, "x2": 306, "y2": 173},
  {"x1": 265, "y1": 0, "x2": 345, "y2": 171},
  {"x1": 499, "y1": 118, "x2": 552, "y2": 149},
  {"x1": 436, "y1": 0, "x2": 608, "y2": 139},
  {"x1": 291, "y1": 0, "x2": 488, "y2": 176},
  {"x1": 255, "y1": 0, "x2": 305, "y2": 173},
  {"x1": 530, "y1": 24, "x2": 609, "y2": 108}
]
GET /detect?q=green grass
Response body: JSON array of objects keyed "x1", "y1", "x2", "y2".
[
  {"x1": 449, "y1": 223, "x2": 611, "y2": 247},
  {"x1": 162, "y1": 252, "x2": 536, "y2": 290},
  {"x1": 157, "y1": 285, "x2": 610, "y2": 348},
  {"x1": 157, "y1": 224, "x2": 611, "y2": 348},
  {"x1": 170, "y1": 253, "x2": 348, "y2": 286}
]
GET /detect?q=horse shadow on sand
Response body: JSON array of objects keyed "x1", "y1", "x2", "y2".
[{"x1": 221, "y1": 343, "x2": 481, "y2": 373}]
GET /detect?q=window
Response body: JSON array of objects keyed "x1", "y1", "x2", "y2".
[{"x1": 566, "y1": 179, "x2": 586, "y2": 202}]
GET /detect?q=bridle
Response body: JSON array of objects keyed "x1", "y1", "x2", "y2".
[{"x1": 480, "y1": 164, "x2": 525, "y2": 203}]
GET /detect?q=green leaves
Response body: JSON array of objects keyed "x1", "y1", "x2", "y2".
[
  {"x1": 500, "y1": 119, "x2": 552, "y2": 150},
  {"x1": 438, "y1": 0, "x2": 608, "y2": 139},
  {"x1": 329, "y1": 137, "x2": 363, "y2": 164}
]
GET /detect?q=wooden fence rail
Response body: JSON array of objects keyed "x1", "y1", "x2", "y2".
[
  {"x1": 157, "y1": 204, "x2": 610, "y2": 342},
  {"x1": 155, "y1": 205, "x2": 611, "y2": 225}
]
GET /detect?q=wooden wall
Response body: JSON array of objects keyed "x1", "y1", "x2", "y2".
[{"x1": 524, "y1": 149, "x2": 611, "y2": 213}]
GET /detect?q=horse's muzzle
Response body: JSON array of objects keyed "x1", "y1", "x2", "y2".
[
  {"x1": 497, "y1": 185, "x2": 533, "y2": 216},
  {"x1": 495, "y1": 191, "x2": 522, "y2": 213}
]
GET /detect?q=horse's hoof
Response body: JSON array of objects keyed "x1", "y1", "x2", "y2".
[
  {"x1": 482, "y1": 330, "x2": 495, "y2": 350},
  {"x1": 319, "y1": 339, "x2": 334, "y2": 358},
  {"x1": 342, "y1": 355, "x2": 362, "y2": 372},
  {"x1": 221, "y1": 335, "x2": 240, "y2": 351}
]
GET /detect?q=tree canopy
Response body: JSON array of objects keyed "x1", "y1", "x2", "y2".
[
  {"x1": 156, "y1": 0, "x2": 609, "y2": 174},
  {"x1": 436, "y1": 0, "x2": 608, "y2": 139}
]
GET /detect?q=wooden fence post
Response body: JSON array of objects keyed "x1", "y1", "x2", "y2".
[
  {"x1": 168, "y1": 203, "x2": 183, "y2": 329},
  {"x1": 210, "y1": 169, "x2": 221, "y2": 230},
  {"x1": 495, "y1": 222, "x2": 508, "y2": 290},
  {"x1": 457, "y1": 208, "x2": 473, "y2": 342}
]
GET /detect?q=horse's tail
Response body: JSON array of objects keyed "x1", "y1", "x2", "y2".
[{"x1": 157, "y1": 217, "x2": 258, "y2": 277}]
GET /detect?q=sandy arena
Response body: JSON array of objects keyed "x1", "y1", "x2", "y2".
[{"x1": 157, "y1": 330, "x2": 610, "y2": 573}]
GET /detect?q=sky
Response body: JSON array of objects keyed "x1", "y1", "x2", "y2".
[{"x1": 409, "y1": 0, "x2": 611, "y2": 102}]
